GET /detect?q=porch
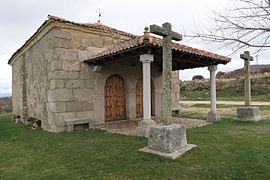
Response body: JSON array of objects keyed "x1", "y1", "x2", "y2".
[{"x1": 96, "y1": 117, "x2": 208, "y2": 136}]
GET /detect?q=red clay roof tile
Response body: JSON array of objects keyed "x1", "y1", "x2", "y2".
[
  {"x1": 48, "y1": 15, "x2": 136, "y2": 38},
  {"x1": 85, "y1": 35, "x2": 231, "y2": 63}
]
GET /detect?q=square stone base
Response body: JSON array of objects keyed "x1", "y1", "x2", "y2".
[
  {"x1": 148, "y1": 124, "x2": 187, "y2": 153},
  {"x1": 140, "y1": 144, "x2": 196, "y2": 160},
  {"x1": 136, "y1": 119, "x2": 156, "y2": 137},
  {"x1": 236, "y1": 107, "x2": 262, "y2": 122},
  {"x1": 207, "y1": 111, "x2": 221, "y2": 122},
  {"x1": 140, "y1": 123, "x2": 196, "y2": 159}
]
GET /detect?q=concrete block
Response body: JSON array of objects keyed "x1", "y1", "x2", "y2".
[
  {"x1": 85, "y1": 80, "x2": 94, "y2": 88},
  {"x1": 80, "y1": 72, "x2": 94, "y2": 80},
  {"x1": 53, "y1": 29, "x2": 71, "y2": 40},
  {"x1": 136, "y1": 119, "x2": 156, "y2": 137},
  {"x1": 148, "y1": 124, "x2": 187, "y2": 153},
  {"x1": 74, "y1": 89, "x2": 93, "y2": 101},
  {"x1": 62, "y1": 61, "x2": 81, "y2": 71},
  {"x1": 65, "y1": 80, "x2": 85, "y2": 88},
  {"x1": 44, "y1": 49, "x2": 54, "y2": 63},
  {"x1": 66, "y1": 102, "x2": 82, "y2": 112},
  {"x1": 48, "y1": 89, "x2": 73, "y2": 102},
  {"x1": 48, "y1": 102, "x2": 66, "y2": 112},
  {"x1": 140, "y1": 124, "x2": 196, "y2": 160},
  {"x1": 50, "y1": 80, "x2": 64, "y2": 89},
  {"x1": 54, "y1": 48, "x2": 77, "y2": 61},
  {"x1": 65, "y1": 118, "x2": 94, "y2": 132},
  {"x1": 78, "y1": 50, "x2": 92, "y2": 61},
  {"x1": 140, "y1": 144, "x2": 196, "y2": 160},
  {"x1": 49, "y1": 71, "x2": 80, "y2": 80},
  {"x1": 207, "y1": 111, "x2": 221, "y2": 122},
  {"x1": 75, "y1": 111, "x2": 93, "y2": 118},
  {"x1": 82, "y1": 101, "x2": 94, "y2": 111},
  {"x1": 50, "y1": 60, "x2": 62, "y2": 71},
  {"x1": 55, "y1": 112, "x2": 76, "y2": 126},
  {"x1": 236, "y1": 107, "x2": 262, "y2": 122},
  {"x1": 54, "y1": 39, "x2": 72, "y2": 49}
]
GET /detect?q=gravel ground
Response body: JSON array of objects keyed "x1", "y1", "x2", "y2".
[{"x1": 96, "y1": 118, "x2": 209, "y2": 136}]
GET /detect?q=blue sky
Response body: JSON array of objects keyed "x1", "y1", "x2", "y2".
[{"x1": 0, "y1": 0, "x2": 268, "y2": 97}]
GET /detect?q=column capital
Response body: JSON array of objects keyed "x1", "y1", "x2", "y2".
[
  {"x1": 140, "y1": 54, "x2": 154, "y2": 63},
  {"x1": 208, "y1": 65, "x2": 217, "y2": 71}
]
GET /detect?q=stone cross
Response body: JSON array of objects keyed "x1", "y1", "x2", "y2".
[
  {"x1": 240, "y1": 51, "x2": 253, "y2": 107},
  {"x1": 150, "y1": 22, "x2": 182, "y2": 125}
]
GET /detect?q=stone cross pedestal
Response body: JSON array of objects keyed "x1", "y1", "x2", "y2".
[
  {"x1": 140, "y1": 124, "x2": 196, "y2": 160},
  {"x1": 236, "y1": 51, "x2": 261, "y2": 121},
  {"x1": 140, "y1": 22, "x2": 195, "y2": 160}
]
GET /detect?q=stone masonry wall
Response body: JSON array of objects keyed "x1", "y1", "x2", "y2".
[
  {"x1": 12, "y1": 57, "x2": 22, "y2": 116},
  {"x1": 47, "y1": 27, "x2": 131, "y2": 132},
  {"x1": 24, "y1": 31, "x2": 54, "y2": 129},
  {"x1": 12, "y1": 31, "x2": 54, "y2": 128}
]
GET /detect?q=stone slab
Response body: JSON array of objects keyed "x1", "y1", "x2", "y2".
[
  {"x1": 236, "y1": 106, "x2": 262, "y2": 122},
  {"x1": 136, "y1": 119, "x2": 156, "y2": 137},
  {"x1": 148, "y1": 124, "x2": 187, "y2": 153},
  {"x1": 207, "y1": 111, "x2": 221, "y2": 122},
  {"x1": 65, "y1": 118, "x2": 94, "y2": 132},
  {"x1": 140, "y1": 144, "x2": 196, "y2": 160}
]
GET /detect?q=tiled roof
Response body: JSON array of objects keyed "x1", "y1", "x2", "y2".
[
  {"x1": 85, "y1": 35, "x2": 231, "y2": 63},
  {"x1": 47, "y1": 15, "x2": 136, "y2": 38},
  {"x1": 8, "y1": 15, "x2": 136, "y2": 64}
]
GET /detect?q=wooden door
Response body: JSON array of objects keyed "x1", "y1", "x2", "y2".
[
  {"x1": 136, "y1": 79, "x2": 143, "y2": 118},
  {"x1": 136, "y1": 79, "x2": 155, "y2": 118},
  {"x1": 105, "y1": 75, "x2": 126, "y2": 121}
]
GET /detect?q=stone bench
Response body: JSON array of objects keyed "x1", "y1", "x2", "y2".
[{"x1": 65, "y1": 118, "x2": 94, "y2": 132}]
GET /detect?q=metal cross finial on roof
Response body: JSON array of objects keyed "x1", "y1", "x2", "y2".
[{"x1": 96, "y1": 8, "x2": 103, "y2": 23}]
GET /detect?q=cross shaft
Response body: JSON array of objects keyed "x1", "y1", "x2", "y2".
[
  {"x1": 240, "y1": 51, "x2": 253, "y2": 107},
  {"x1": 149, "y1": 22, "x2": 182, "y2": 125}
]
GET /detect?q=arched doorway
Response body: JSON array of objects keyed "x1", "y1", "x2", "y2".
[
  {"x1": 136, "y1": 78, "x2": 155, "y2": 118},
  {"x1": 104, "y1": 74, "x2": 126, "y2": 121}
]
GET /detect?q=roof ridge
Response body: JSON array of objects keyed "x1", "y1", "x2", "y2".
[{"x1": 47, "y1": 15, "x2": 137, "y2": 38}]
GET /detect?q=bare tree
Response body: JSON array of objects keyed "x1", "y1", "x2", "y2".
[{"x1": 192, "y1": 0, "x2": 270, "y2": 53}]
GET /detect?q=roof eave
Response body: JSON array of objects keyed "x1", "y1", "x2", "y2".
[{"x1": 85, "y1": 43, "x2": 156, "y2": 63}]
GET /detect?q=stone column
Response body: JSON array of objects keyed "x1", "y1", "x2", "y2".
[
  {"x1": 137, "y1": 54, "x2": 156, "y2": 137},
  {"x1": 141, "y1": 54, "x2": 152, "y2": 120},
  {"x1": 207, "y1": 65, "x2": 220, "y2": 122},
  {"x1": 244, "y1": 59, "x2": 251, "y2": 107}
]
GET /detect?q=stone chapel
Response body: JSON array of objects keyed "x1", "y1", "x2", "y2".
[{"x1": 8, "y1": 15, "x2": 230, "y2": 132}]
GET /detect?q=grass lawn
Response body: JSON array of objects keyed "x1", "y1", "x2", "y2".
[{"x1": 1, "y1": 113, "x2": 270, "y2": 179}]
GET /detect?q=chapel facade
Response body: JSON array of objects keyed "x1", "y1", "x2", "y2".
[{"x1": 8, "y1": 15, "x2": 230, "y2": 132}]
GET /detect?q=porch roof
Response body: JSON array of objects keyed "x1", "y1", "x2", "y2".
[{"x1": 84, "y1": 34, "x2": 231, "y2": 70}]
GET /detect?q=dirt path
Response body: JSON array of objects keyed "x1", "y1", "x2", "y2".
[{"x1": 180, "y1": 100, "x2": 270, "y2": 106}]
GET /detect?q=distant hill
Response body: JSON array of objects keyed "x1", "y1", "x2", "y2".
[
  {"x1": 217, "y1": 64, "x2": 270, "y2": 79},
  {"x1": 0, "y1": 96, "x2": 12, "y2": 113},
  {"x1": 180, "y1": 73, "x2": 270, "y2": 101},
  {"x1": 0, "y1": 93, "x2": 12, "y2": 97}
]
